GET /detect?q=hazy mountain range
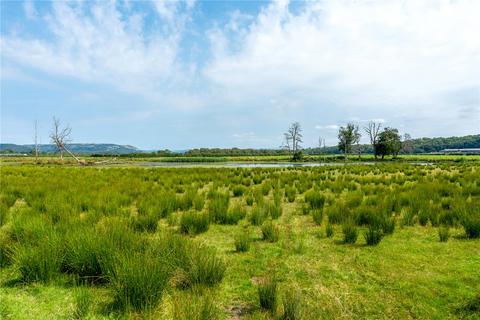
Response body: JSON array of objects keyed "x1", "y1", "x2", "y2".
[{"x1": 0, "y1": 143, "x2": 140, "y2": 155}]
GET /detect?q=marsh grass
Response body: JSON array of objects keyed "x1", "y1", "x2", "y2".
[
  {"x1": 180, "y1": 211, "x2": 210, "y2": 235},
  {"x1": 258, "y1": 277, "x2": 277, "y2": 312},
  {"x1": 364, "y1": 225, "x2": 383, "y2": 246},
  {"x1": 325, "y1": 223, "x2": 334, "y2": 238},
  {"x1": 208, "y1": 192, "x2": 230, "y2": 224},
  {"x1": 14, "y1": 232, "x2": 63, "y2": 283},
  {"x1": 282, "y1": 288, "x2": 302, "y2": 320},
  {"x1": 73, "y1": 287, "x2": 93, "y2": 319},
  {"x1": 234, "y1": 231, "x2": 251, "y2": 252},
  {"x1": 342, "y1": 222, "x2": 358, "y2": 244},
  {"x1": 249, "y1": 206, "x2": 267, "y2": 226},
  {"x1": 172, "y1": 290, "x2": 220, "y2": 320},
  {"x1": 304, "y1": 190, "x2": 326, "y2": 209},
  {"x1": 461, "y1": 211, "x2": 480, "y2": 239},
  {"x1": 261, "y1": 221, "x2": 280, "y2": 242},
  {"x1": 312, "y1": 209, "x2": 323, "y2": 225},
  {"x1": 438, "y1": 226, "x2": 450, "y2": 242},
  {"x1": 1, "y1": 164, "x2": 480, "y2": 319},
  {"x1": 111, "y1": 251, "x2": 170, "y2": 311}
]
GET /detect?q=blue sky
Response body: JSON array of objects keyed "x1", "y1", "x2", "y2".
[{"x1": 1, "y1": 0, "x2": 479, "y2": 150}]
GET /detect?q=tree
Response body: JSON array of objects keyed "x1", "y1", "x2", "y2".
[
  {"x1": 364, "y1": 121, "x2": 382, "y2": 159},
  {"x1": 318, "y1": 136, "x2": 326, "y2": 162},
  {"x1": 338, "y1": 123, "x2": 360, "y2": 160},
  {"x1": 377, "y1": 127, "x2": 402, "y2": 159},
  {"x1": 50, "y1": 117, "x2": 82, "y2": 163},
  {"x1": 34, "y1": 120, "x2": 39, "y2": 162},
  {"x1": 402, "y1": 133, "x2": 413, "y2": 154},
  {"x1": 284, "y1": 122, "x2": 303, "y2": 161}
]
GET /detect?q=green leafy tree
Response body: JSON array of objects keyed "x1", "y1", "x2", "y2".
[
  {"x1": 338, "y1": 123, "x2": 360, "y2": 160},
  {"x1": 377, "y1": 127, "x2": 402, "y2": 159}
]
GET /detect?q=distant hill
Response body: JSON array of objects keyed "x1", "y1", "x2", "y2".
[
  {"x1": 0, "y1": 143, "x2": 140, "y2": 155},
  {"x1": 1, "y1": 134, "x2": 478, "y2": 156}
]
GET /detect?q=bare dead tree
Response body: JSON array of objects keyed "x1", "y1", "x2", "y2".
[
  {"x1": 364, "y1": 121, "x2": 382, "y2": 159},
  {"x1": 284, "y1": 122, "x2": 303, "y2": 161},
  {"x1": 318, "y1": 136, "x2": 326, "y2": 163},
  {"x1": 402, "y1": 133, "x2": 413, "y2": 154},
  {"x1": 34, "y1": 120, "x2": 39, "y2": 162},
  {"x1": 50, "y1": 117, "x2": 82, "y2": 163}
]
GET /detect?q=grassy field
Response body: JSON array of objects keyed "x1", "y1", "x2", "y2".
[
  {"x1": 1, "y1": 163, "x2": 479, "y2": 319},
  {"x1": 1, "y1": 153, "x2": 479, "y2": 166}
]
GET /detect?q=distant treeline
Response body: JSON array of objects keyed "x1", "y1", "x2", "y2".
[
  {"x1": 406, "y1": 135, "x2": 480, "y2": 153},
  {"x1": 39, "y1": 134, "x2": 480, "y2": 157}
]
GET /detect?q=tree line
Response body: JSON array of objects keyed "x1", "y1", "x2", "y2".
[
  {"x1": 18, "y1": 118, "x2": 478, "y2": 159},
  {"x1": 283, "y1": 121, "x2": 408, "y2": 161}
]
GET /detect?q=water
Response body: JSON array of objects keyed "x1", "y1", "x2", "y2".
[{"x1": 134, "y1": 161, "x2": 376, "y2": 168}]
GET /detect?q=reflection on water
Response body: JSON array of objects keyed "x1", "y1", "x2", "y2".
[{"x1": 135, "y1": 162, "x2": 377, "y2": 168}]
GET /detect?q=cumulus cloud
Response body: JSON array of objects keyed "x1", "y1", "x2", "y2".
[
  {"x1": 1, "y1": 0, "x2": 479, "y2": 147},
  {"x1": 205, "y1": 0, "x2": 480, "y2": 110},
  {"x1": 1, "y1": 1, "x2": 196, "y2": 100}
]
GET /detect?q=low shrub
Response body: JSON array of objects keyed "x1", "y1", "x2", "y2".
[
  {"x1": 234, "y1": 231, "x2": 251, "y2": 252},
  {"x1": 258, "y1": 277, "x2": 277, "y2": 312},
  {"x1": 261, "y1": 221, "x2": 280, "y2": 242},
  {"x1": 180, "y1": 211, "x2": 210, "y2": 235},
  {"x1": 438, "y1": 226, "x2": 450, "y2": 242},
  {"x1": 342, "y1": 222, "x2": 358, "y2": 244}
]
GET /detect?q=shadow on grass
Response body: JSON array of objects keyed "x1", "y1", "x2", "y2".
[
  {"x1": 1, "y1": 277, "x2": 23, "y2": 288},
  {"x1": 455, "y1": 293, "x2": 480, "y2": 317}
]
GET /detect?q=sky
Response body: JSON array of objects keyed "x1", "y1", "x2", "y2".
[{"x1": 1, "y1": 0, "x2": 479, "y2": 150}]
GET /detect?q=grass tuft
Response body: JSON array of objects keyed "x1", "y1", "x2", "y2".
[{"x1": 258, "y1": 277, "x2": 277, "y2": 312}]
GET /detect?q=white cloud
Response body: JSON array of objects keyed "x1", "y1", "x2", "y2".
[
  {"x1": 315, "y1": 125, "x2": 339, "y2": 130},
  {"x1": 2, "y1": 1, "x2": 196, "y2": 101},
  {"x1": 205, "y1": 0, "x2": 480, "y2": 110}
]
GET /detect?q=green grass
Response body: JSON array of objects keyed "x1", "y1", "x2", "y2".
[{"x1": 1, "y1": 163, "x2": 479, "y2": 319}]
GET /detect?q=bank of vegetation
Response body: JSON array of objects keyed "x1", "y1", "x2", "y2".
[{"x1": 1, "y1": 163, "x2": 479, "y2": 319}]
